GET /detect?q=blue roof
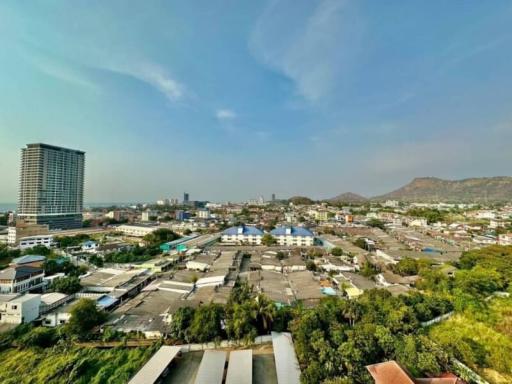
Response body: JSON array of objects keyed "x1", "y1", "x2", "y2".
[
  {"x1": 82, "y1": 241, "x2": 97, "y2": 246},
  {"x1": 96, "y1": 295, "x2": 118, "y2": 309},
  {"x1": 270, "y1": 226, "x2": 314, "y2": 237},
  {"x1": 12, "y1": 255, "x2": 46, "y2": 265},
  {"x1": 223, "y1": 226, "x2": 264, "y2": 236}
]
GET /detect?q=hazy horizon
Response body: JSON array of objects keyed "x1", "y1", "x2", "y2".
[{"x1": 1, "y1": 1, "x2": 512, "y2": 202}]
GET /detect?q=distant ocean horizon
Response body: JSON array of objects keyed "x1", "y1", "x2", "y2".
[{"x1": 0, "y1": 202, "x2": 144, "y2": 212}]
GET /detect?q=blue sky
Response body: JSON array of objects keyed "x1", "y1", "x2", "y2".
[{"x1": 1, "y1": 0, "x2": 511, "y2": 203}]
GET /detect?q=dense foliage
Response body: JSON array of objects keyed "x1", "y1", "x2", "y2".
[
  {"x1": 169, "y1": 281, "x2": 288, "y2": 344},
  {"x1": 142, "y1": 228, "x2": 179, "y2": 247},
  {"x1": 261, "y1": 233, "x2": 277, "y2": 246},
  {"x1": 291, "y1": 290, "x2": 452, "y2": 383},
  {"x1": 0, "y1": 341, "x2": 158, "y2": 384},
  {"x1": 392, "y1": 257, "x2": 432, "y2": 276},
  {"x1": 51, "y1": 276, "x2": 82, "y2": 294},
  {"x1": 44, "y1": 258, "x2": 88, "y2": 277},
  {"x1": 429, "y1": 297, "x2": 512, "y2": 383},
  {"x1": 0, "y1": 244, "x2": 20, "y2": 268},
  {"x1": 55, "y1": 234, "x2": 91, "y2": 248},
  {"x1": 406, "y1": 208, "x2": 447, "y2": 224},
  {"x1": 103, "y1": 245, "x2": 159, "y2": 263},
  {"x1": 457, "y1": 245, "x2": 512, "y2": 283},
  {"x1": 66, "y1": 299, "x2": 108, "y2": 339}
]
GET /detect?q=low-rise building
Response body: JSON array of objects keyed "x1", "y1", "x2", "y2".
[
  {"x1": 0, "y1": 266, "x2": 45, "y2": 294},
  {"x1": 7, "y1": 224, "x2": 50, "y2": 246},
  {"x1": 19, "y1": 234, "x2": 54, "y2": 250},
  {"x1": 0, "y1": 294, "x2": 41, "y2": 324},
  {"x1": 141, "y1": 210, "x2": 157, "y2": 222},
  {"x1": 117, "y1": 224, "x2": 159, "y2": 237},
  {"x1": 11, "y1": 255, "x2": 46, "y2": 268},
  {"x1": 221, "y1": 225, "x2": 264, "y2": 245},
  {"x1": 270, "y1": 226, "x2": 315, "y2": 246},
  {"x1": 81, "y1": 240, "x2": 98, "y2": 253}
]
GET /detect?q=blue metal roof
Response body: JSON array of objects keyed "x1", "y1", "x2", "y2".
[
  {"x1": 96, "y1": 295, "x2": 118, "y2": 309},
  {"x1": 222, "y1": 226, "x2": 264, "y2": 236},
  {"x1": 270, "y1": 226, "x2": 314, "y2": 237},
  {"x1": 12, "y1": 255, "x2": 46, "y2": 265}
]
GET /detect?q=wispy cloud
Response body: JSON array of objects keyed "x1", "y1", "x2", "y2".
[
  {"x1": 103, "y1": 61, "x2": 186, "y2": 102},
  {"x1": 25, "y1": 52, "x2": 98, "y2": 90},
  {"x1": 216, "y1": 109, "x2": 237, "y2": 120},
  {"x1": 250, "y1": 0, "x2": 364, "y2": 102}
]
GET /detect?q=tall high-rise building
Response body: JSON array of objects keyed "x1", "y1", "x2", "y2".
[
  {"x1": 183, "y1": 192, "x2": 189, "y2": 203},
  {"x1": 18, "y1": 143, "x2": 85, "y2": 230}
]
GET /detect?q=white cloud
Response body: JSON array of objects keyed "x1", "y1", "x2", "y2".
[
  {"x1": 216, "y1": 109, "x2": 237, "y2": 120},
  {"x1": 250, "y1": 0, "x2": 364, "y2": 102},
  {"x1": 103, "y1": 61, "x2": 185, "y2": 102},
  {"x1": 26, "y1": 53, "x2": 98, "y2": 90}
]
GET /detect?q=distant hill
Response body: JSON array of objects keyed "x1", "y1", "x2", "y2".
[
  {"x1": 327, "y1": 192, "x2": 368, "y2": 204},
  {"x1": 288, "y1": 196, "x2": 315, "y2": 205},
  {"x1": 373, "y1": 176, "x2": 512, "y2": 202}
]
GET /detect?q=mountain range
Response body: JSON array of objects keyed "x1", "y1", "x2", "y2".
[{"x1": 326, "y1": 176, "x2": 512, "y2": 203}]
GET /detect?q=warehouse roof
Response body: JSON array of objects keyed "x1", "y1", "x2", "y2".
[
  {"x1": 128, "y1": 346, "x2": 181, "y2": 384},
  {"x1": 226, "y1": 350, "x2": 252, "y2": 384},
  {"x1": 195, "y1": 350, "x2": 227, "y2": 384},
  {"x1": 272, "y1": 332, "x2": 301, "y2": 384}
]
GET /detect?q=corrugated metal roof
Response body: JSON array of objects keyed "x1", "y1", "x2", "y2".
[
  {"x1": 128, "y1": 346, "x2": 181, "y2": 384},
  {"x1": 226, "y1": 350, "x2": 252, "y2": 384},
  {"x1": 272, "y1": 332, "x2": 301, "y2": 384},
  {"x1": 271, "y1": 226, "x2": 314, "y2": 237},
  {"x1": 222, "y1": 226, "x2": 264, "y2": 236},
  {"x1": 12, "y1": 255, "x2": 46, "y2": 264},
  {"x1": 194, "y1": 350, "x2": 227, "y2": 384}
]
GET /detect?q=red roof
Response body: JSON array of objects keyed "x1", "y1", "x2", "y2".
[{"x1": 366, "y1": 361, "x2": 415, "y2": 384}]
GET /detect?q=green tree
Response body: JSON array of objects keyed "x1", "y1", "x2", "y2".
[
  {"x1": 261, "y1": 233, "x2": 277, "y2": 246},
  {"x1": 253, "y1": 294, "x2": 277, "y2": 334},
  {"x1": 51, "y1": 276, "x2": 82, "y2": 294},
  {"x1": 367, "y1": 218, "x2": 385, "y2": 230},
  {"x1": 143, "y1": 228, "x2": 179, "y2": 247},
  {"x1": 331, "y1": 247, "x2": 343, "y2": 257},
  {"x1": 19, "y1": 327, "x2": 58, "y2": 348},
  {"x1": 454, "y1": 266, "x2": 504, "y2": 297},
  {"x1": 65, "y1": 299, "x2": 107, "y2": 339},
  {"x1": 169, "y1": 307, "x2": 195, "y2": 341},
  {"x1": 188, "y1": 304, "x2": 225, "y2": 343}
]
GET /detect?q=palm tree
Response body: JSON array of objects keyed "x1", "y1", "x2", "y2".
[
  {"x1": 252, "y1": 294, "x2": 277, "y2": 334},
  {"x1": 342, "y1": 300, "x2": 361, "y2": 327}
]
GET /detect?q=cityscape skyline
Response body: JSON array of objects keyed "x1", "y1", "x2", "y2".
[{"x1": 1, "y1": 1, "x2": 512, "y2": 203}]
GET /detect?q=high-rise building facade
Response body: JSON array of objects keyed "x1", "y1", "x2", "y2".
[
  {"x1": 18, "y1": 143, "x2": 85, "y2": 229},
  {"x1": 183, "y1": 192, "x2": 189, "y2": 203}
]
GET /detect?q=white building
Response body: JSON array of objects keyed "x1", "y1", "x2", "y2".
[
  {"x1": 0, "y1": 294, "x2": 41, "y2": 324},
  {"x1": 141, "y1": 210, "x2": 157, "y2": 222},
  {"x1": 270, "y1": 226, "x2": 315, "y2": 247},
  {"x1": 0, "y1": 266, "x2": 45, "y2": 294},
  {"x1": 117, "y1": 224, "x2": 159, "y2": 237},
  {"x1": 18, "y1": 234, "x2": 54, "y2": 250},
  {"x1": 197, "y1": 209, "x2": 211, "y2": 219},
  {"x1": 221, "y1": 225, "x2": 264, "y2": 245},
  {"x1": 81, "y1": 240, "x2": 98, "y2": 253}
]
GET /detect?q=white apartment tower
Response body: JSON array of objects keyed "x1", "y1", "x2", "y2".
[{"x1": 18, "y1": 143, "x2": 85, "y2": 229}]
